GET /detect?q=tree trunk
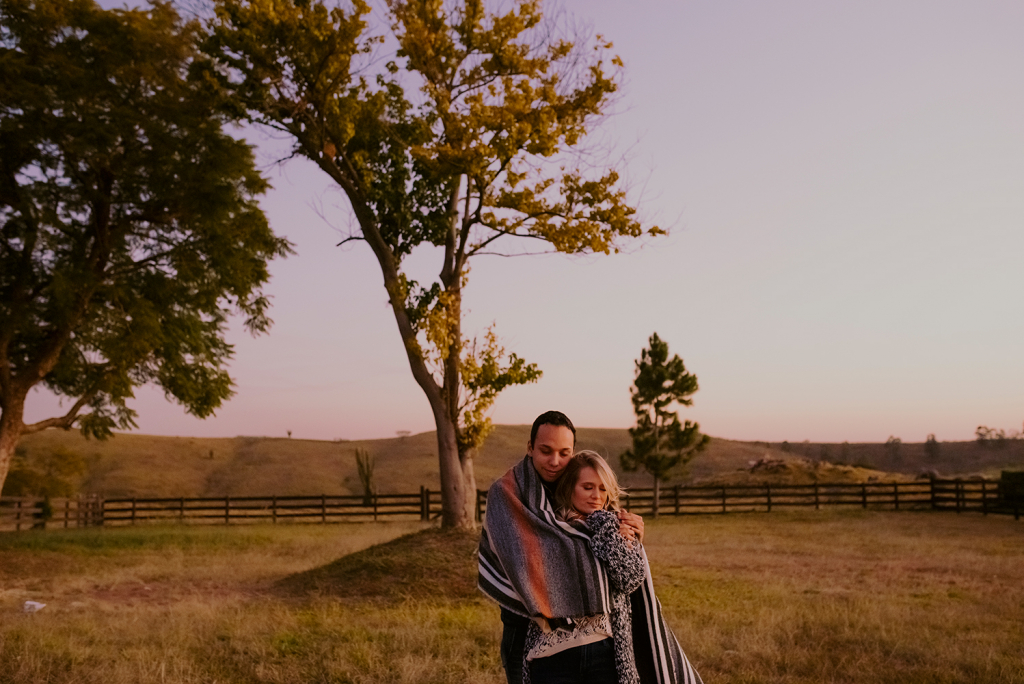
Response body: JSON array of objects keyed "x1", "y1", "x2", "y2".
[
  {"x1": 437, "y1": 214, "x2": 475, "y2": 530},
  {"x1": 0, "y1": 402, "x2": 26, "y2": 495},
  {"x1": 433, "y1": 409, "x2": 471, "y2": 529},
  {"x1": 652, "y1": 474, "x2": 661, "y2": 519},
  {"x1": 334, "y1": 168, "x2": 477, "y2": 530},
  {"x1": 374, "y1": 273, "x2": 472, "y2": 529},
  {"x1": 461, "y1": 447, "x2": 478, "y2": 527}
]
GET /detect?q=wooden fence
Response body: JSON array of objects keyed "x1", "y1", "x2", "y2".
[
  {"x1": 0, "y1": 486, "x2": 443, "y2": 531},
  {"x1": 0, "y1": 495, "x2": 106, "y2": 531},
  {"x1": 2, "y1": 479, "x2": 1020, "y2": 531},
  {"x1": 614, "y1": 480, "x2": 1021, "y2": 518}
]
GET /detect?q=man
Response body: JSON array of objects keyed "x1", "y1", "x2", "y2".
[{"x1": 480, "y1": 411, "x2": 645, "y2": 684}]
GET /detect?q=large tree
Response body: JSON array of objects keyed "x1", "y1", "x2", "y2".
[
  {"x1": 205, "y1": 0, "x2": 659, "y2": 528},
  {"x1": 621, "y1": 333, "x2": 708, "y2": 517},
  {"x1": 0, "y1": 0, "x2": 291, "y2": 493}
]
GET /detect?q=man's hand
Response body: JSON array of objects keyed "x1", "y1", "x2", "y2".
[{"x1": 617, "y1": 510, "x2": 645, "y2": 543}]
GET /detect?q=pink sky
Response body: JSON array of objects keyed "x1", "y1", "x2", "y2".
[{"x1": 27, "y1": 0, "x2": 1024, "y2": 443}]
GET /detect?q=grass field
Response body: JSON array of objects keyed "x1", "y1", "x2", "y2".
[
  {"x1": 12, "y1": 426, "x2": 1024, "y2": 498},
  {"x1": 1, "y1": 511, "x2": 1021, "y2": 683}
]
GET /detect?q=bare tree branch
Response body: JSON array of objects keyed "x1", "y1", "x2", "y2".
[{"x1": 21, "y1": 391, "x2": 97, "y2": 435}]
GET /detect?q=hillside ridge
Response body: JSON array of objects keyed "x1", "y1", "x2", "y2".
[{"x1": 8, "y1": 425, "x2": 1024, "y2": 498}]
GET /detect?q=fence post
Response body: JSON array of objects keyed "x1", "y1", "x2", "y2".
[
  {"x1": 179, "y1": 497, "x2": 185, "y2": 522},
  {"x1": 861, "y1": 484, "x2": 867, "y2": 509},
  {"x1": 981, "y1": 481, "x2": 988, "y2": 515},
  {"x1": 420, "y1": 486, "x2": 428, "y2": 521},
  {"x1": 15, "y1": 500, "x2": 22, "y2": 532},
  {"x1": 372, "y1": 493, "x2": 378, "y2": 521},
  {"x1": 322, "y1": 494, "x2": 327, "y2": 524},
  {"x1": 64, "y1": 498, "x2": 70, "y2": 529},
  {"x1": 131, "y1": 498, "x2": 137, "y2": 525},
  {"x1": 956, "y1": 480, "x2": 962, "y2": 514},
  {"x1": 721, "y1": 487, "x2": 727, "y2": 514},
  {"x1": 766, "y1": 485, "x2": 772, "y2": 513},
  {"x1": 225, "y1": 496, "x2": 231, "y2": 525},
  {"x1": 674, "y1": 485, "x2": 680, "y2": 516},
  {"x1": 893, "y1": 483, "x2": 899, "y2": 511},
  {"x1": 814, "y1": 483, "x2": 820, "y2": 511},
  {"x1": 99, "y1": 497, "x2": 105, "y2": 527},
  {"x1": 272, "y1": 495, "x2": 277, "y2": 524}
]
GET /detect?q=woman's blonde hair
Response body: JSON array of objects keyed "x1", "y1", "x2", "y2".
[{"x1": 554, "y1": 450, "x2": 624, "y2": 520}]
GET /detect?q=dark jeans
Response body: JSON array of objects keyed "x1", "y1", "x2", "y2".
[
  {"x1": 528, "y1": 638, "x2": 618, "y2": 684},
  {"x1": 501, "y1": 608, "x2": 529, "y2": 684}
]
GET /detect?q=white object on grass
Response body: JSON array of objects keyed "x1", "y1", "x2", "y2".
[{"x1": 23, "y1": 601, "x2": 46, "y2": 613}]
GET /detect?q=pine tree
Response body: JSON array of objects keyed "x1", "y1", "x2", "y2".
[{"x1": 621, "y1": 333, "x2": 709, "y2": 517}]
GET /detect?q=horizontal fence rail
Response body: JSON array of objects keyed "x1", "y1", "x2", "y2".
[
  {"x1": 0, "y1": 495, "x2": 105, "y2": 532},
  {"x1": 616, "y1": 482, "x2": 936, "y2": 515},
  {"x1": 2, "y1": 479, "x2": 1020, "y2": 531}
]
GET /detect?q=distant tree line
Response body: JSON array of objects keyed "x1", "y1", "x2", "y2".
[{"x1": 976, "y1": 424, "x2": 1023, "y2": 450}]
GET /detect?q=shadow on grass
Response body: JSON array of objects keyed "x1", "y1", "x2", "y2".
[{"x1": 276, "y1": 527, "x2": 481, "y2": 602}]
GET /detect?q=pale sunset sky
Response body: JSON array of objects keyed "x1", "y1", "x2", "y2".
[{"x1": 27, "y1": 0, "x2": 1024, "y2": 443}]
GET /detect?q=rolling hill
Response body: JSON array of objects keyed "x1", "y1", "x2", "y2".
[{"x1": 7, "y1": 426, "x2": 1024, "y2": 498}]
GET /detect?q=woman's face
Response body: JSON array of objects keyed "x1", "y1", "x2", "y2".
[{"x1": 572, "y1": 466, "x2": 608, "y2": 514}]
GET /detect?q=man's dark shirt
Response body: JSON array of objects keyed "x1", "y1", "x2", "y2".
[{"x1": 500, "y1": 607, "x2": 529, "y2": 684}]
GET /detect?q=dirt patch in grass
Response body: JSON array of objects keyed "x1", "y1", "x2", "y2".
[
  {"x1": 82, "y1": 579, "x2": 263, "y2": 606},
  {"x1": 276, "y1": 527, "x2": 481, "y2": 602}
]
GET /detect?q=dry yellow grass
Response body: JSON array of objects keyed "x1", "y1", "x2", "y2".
[
  {"x1": 1, "y1": 511, "x2": 1022, "y2": 683},
  {"x1": 647, "y1": 511, "x2": 1024, "y2": 683},
  {"x1": 692, "y1": 456, "x2": 912, "y2": 486},
  {"x1": 12, "y1": 425, "x2": 922, "y2": 498},
  {"x1": 13, "y1": 426, "x2": 1024, "y2": 500}
]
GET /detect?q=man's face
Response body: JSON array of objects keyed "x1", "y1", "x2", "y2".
[{"x1": 528, "y1": 424, "x2": 575, "y2": 483}]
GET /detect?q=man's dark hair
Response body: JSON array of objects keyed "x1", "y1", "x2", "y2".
[{"x1": 530, "y1": 411, "x2": 576, "y2": 446}]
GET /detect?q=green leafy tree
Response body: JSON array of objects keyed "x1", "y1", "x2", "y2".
[
  {"x1": 924, "y1": 433, "x2": 940, "y2": 460},
  {"x1": 976, "y1": 425, "x2": 1010, "y2": 450},
  {"x1": 621, "y1": 333, "x2": 708, "y2": 517},
  {"x1": 205, "y1": 0, "x2": 655, "y2": 528},
  {"x1": 0, "y1": 0, "x2": 291, "y2": 493}
]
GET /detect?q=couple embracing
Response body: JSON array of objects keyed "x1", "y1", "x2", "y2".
[{"x1": 478, "y1": 411, "x2": 704, "y2": 684}]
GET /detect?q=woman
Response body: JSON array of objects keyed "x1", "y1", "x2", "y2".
[{"x1": 523, "y1": 450, "x2": 646, "y2": 684}]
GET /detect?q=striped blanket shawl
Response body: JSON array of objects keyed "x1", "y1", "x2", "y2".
[{"x1": 478, "y1": 456, "x2": 703, "y2": 684}]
